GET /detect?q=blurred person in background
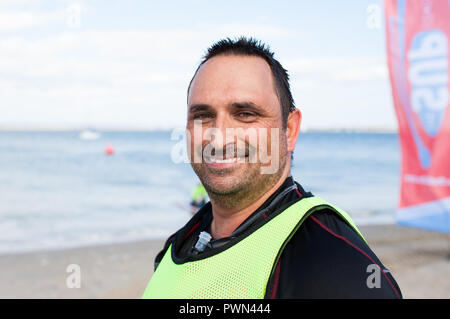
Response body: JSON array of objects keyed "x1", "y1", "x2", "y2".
[{"x1": 190, "y1": 183, "x2": 208, "y2": 214}]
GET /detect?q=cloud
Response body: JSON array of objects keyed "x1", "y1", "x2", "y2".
[
  {"x1": 331, "y1": 63, "x2": 388, "y2": 82},
  {"x1": 0, "y1": 26, "x2": 210, "y2": 128},
  {"x1": 0, "y1": 10, "x2": 62, "y2": 31},
  {"x1": 0, "y1": 0, "x2": 42, "y2": 9},
  {"x1": 217, "y1": 23, "x2": 301, "y2": 39},
  {"x1": 285, "y1": 57, "x2": 389, "y2": 82},
  {"x1": 0, "y1": 12, "x2": 392, "y2": 130},
  {"x1": 0, "y1": 23, "x2": 301, "y2": 91}
]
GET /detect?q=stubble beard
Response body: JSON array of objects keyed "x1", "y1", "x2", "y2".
[{"x1": 191, "y1": 142, "x2": 289, "y2": 211}]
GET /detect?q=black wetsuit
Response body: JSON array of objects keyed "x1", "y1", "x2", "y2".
[{"x1": 154, "y1": 176, "x2": 402, "y2": 299}]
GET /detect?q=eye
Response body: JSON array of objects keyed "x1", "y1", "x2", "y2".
[
  {"x1": 235, "y1": 111, "x2": 257, "y2": 121},
  {"x1": 193, "y1": 113, "x2": 212, "y2": 120},
  {"x1": 237, "y1": 112, "x2": 255, "y2": 118}
]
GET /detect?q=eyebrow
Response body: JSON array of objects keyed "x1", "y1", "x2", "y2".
[
  {"x1": 188, "y1": 104, "x2": 212, "y2": 114},
  {"x1": 188, "y1": 101, "x2": 266, "y2": 114},
  {"x1": 230, "y1": 101, "x2": 265, "y2": 113}
]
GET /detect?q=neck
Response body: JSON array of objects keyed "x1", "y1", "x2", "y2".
[{"x1": 209, "y1": 166, "x2": 291, "y2": 239}]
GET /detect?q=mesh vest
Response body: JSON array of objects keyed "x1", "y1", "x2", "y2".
[{"x1": 142, "y1": 196, "x2": 366, "y2": 299}]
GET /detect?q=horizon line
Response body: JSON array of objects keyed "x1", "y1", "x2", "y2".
[{"x1": 0, "y1": 125, "x2": 398, "y2": 133}]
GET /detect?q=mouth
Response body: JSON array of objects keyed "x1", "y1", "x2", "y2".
[{"x1": 204, "y1": 154, "x2": 248, "y2": 168}]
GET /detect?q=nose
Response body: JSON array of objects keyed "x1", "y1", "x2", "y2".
[
  {"x1": 207, "y1": 111, "x2": 234, "y2": 157},
  {"x1": 213, "y1": 110, "x2": 232, "y2": 135}
]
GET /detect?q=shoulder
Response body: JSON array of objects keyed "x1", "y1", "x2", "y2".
[
  {"x1": 153, "y1": 232, "x2": 177, "y2": 270},
  {"x1": 268, "y1": 208, "x2": 402, "y2": 299},
  {"x1": 154, "y1": 203, "x2": 213, "y2": 269}
]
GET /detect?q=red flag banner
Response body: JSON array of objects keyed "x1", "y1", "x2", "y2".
[{"x1": 385, "y1": 0, "x2": 449, "y2": 233}]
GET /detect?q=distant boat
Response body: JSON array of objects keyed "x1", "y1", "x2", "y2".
[{"x1": 79, "y1": 129, "x2": 100, "y2": 140}]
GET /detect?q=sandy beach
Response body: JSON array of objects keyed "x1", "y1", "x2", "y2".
[{"x1": 0, "y1": 224, "x2": 448, "y2": 299}]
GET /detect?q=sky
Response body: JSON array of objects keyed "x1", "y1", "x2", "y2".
[{"x1": 0, "y1": 0, "x2": 398, "y2": 131}]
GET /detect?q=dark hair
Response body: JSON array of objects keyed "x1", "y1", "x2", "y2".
[{"x1": 187, "y1": 37, "x2": 296, "y2": 129}]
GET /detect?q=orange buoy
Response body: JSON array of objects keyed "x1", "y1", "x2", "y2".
[{"x1": 105, "y1": 144, "x2": 115, "y2": 155}]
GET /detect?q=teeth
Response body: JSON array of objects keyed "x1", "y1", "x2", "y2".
[
  {"x1": 206, "y1": 156, "x2": 245, "y2": 163},
  {"x1": 214, "y1": 158, "x2": 234, "y2": 163}
]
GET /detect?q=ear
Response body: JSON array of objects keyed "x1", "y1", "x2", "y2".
[{"x1": 286, "y1": 109, "x2": 302, "y2": 153}]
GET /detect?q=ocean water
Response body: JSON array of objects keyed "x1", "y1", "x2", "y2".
[{"x1": 0, "y1": 131, "x2": 400, "y2": 255}]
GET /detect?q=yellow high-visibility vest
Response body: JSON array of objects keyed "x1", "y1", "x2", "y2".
[{"x1": 142, "y1": 196, "x2": 366, "y2": 299}]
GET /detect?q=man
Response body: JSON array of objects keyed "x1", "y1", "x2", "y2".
[{"x1": 143, "y1": 37, "x2": 402, "y2": 299}]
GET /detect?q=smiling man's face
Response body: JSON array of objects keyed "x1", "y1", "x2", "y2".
[{"x1": 187, "y1": 54, "x2": 289, "y2": 200}]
